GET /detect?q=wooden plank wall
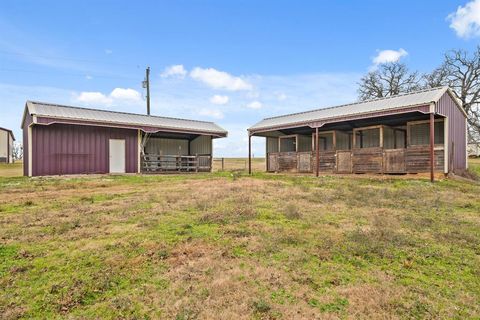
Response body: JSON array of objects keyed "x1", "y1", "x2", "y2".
[
  {"x1": 352, "y1": 148, "x2": 383, "y2": 173},
  {"x1": 406, "y1": 147, "x2": 444, "y2": 172},
  {"x1": 297, "y1": 152, "x2": 313, "y2": 172},
  {"x1": 267, "y1": 153, "x2": 278, "y2": 172},
  {"x1": 277, "y1": 152, "x2": 298, "y2": 172},
  {"x1": 312, "y1": 151, "x2": 336, "y2": 172},
  {"x1": 383, "y1": 149, "x2": 406, "y2": 173}
]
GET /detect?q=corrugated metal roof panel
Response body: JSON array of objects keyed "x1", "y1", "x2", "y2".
[
  {"x1": 26, "y1": 101, "x2": 227, "y2": 136},
  {"x1": 249, "y1": 87, "x2": 452, "y2": 132}
]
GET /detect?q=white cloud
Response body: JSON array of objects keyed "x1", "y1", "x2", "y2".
[
  {"x1": 199, "y1": 108, "x2": 224, "y2": 119},
  {"x1": 3, "y1": 71, "x2": 359, "y2": 157},
  {"x1": 190, "y1": 67, "x2": 253, "y2": 91},
  {"x1": 110, "y1": 88, "x2": 142, "y2": 101},
  {"x1": 76, "y1": 92, "x2": 112, "y2": 105},
  {"x1": 246, "y1": 101, "x2": 262, "y2": 109},
  {"x1": 161, "y1": 64, "x2": 187, "y2": 78},
  {"x1": 85, "y1": 75, "x2": 93, "y2": 80},
  {"x1": 105, "y1": 49, "x2": 113, "y2": 55},
  {"x1": 75, "y1": 87, "x2": 141, "y2": 106},
  {"x1": 372, "y1": 48, "x2": 408, "y2": 66},
  {"x1": 447, "y1": 0, "x2": 480, "y2": 38},
  {"x1": 210, "y1": 94, "x2": 229, "y2": 105}
]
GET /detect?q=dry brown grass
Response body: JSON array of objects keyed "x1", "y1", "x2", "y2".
[{"x1": 0, "y1": 172, "x2": 479, "y2": 319}]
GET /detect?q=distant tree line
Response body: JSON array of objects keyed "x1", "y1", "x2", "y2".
[{"x1": 357, "y1": 46, "x2": 480, "y2": 142}]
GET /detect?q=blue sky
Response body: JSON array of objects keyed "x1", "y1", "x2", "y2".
[{"x1": 1, "y1": 0, "x2": 479, "y2": 156}]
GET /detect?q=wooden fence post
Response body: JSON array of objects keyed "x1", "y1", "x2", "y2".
[
  {"x1": 196, "y1": 154, "x2": 199, "y2": 173},
  {"x1": 248, "y1": 135, "x2": 252, "y2": 175}
]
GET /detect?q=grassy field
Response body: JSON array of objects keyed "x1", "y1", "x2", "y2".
[
  {"x1": 469, "y1": 157, "x2": 480, "y2": 177},
  {"x1": 0, "y1": 162, "x2": 23, "y2": 177},
  {"x1": 0, "y1": 162, "x2": 479, "y2": 319},
  {"x1": 213, "y1": 157, "x2": 265, "y2": 172}
]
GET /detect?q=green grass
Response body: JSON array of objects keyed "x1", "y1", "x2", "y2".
[
  {"x1": 0, "y1": 166, "x2": 479, "y2": 318},
  {"x1": 0, "y1": 162, "x2": 23, "y2": 177},
  {"x1": 469, "y1": 157, "x2": 480, "y2": 177}
]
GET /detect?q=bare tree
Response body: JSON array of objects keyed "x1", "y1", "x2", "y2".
[
  {"x1": 422, "y1": 66, "x2": 449, "y2": 88},
  {"x1": 424, "y1": 47, "x2": 480, "y2": 138},
  {"x1": 358, "y1": 62, "x2": 422, "y2": 101},
  {"x1": 12, "y1": 142, "x2": 23, "y2": 161}
]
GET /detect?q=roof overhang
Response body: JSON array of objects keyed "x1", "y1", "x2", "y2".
[
  {"x1": 249, "y1": 104, "x2": 431, "y2": 135},
  {"x1": 32, "y1": 115, "x2": 227, "y2": 138},
  {"x1": 21, "y1": 103, "x2": 227, "y2": 138}
]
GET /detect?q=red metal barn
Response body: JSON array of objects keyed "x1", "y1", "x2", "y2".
[
  {"x1": 247, "y1": 87, "x2": 467, "y2": 181},
  {"x1": 21, "y1": 101, "x2": 227, "y2": 177}
]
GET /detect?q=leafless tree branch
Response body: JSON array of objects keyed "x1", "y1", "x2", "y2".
[{"x1": 357, "y1": 62, "x2": 421, "y2": 101}]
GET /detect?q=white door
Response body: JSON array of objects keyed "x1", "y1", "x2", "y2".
[{"x1": 109, "y1": 139, "x2": 126, "y2": 173}]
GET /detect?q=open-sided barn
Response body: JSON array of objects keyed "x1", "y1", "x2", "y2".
[
  {"x1": 248, "y1": 87, "x2": 467, "y2": 181},
  {"x1": 21, "y1": 101, "x2": 227, "y2": 177},
  {"x1": 0, "y1": 127, "x2": 15, "y2": 164}
]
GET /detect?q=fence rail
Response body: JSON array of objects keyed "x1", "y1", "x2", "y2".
[{"x1": 142, "y1": 154, "x2": 211, "y2": 173}]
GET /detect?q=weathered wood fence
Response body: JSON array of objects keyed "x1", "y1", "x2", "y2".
[{"x1": 142, "y1": 154, "x2": 212, "y2": 173}]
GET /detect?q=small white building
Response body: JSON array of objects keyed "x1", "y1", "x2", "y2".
[{"x1": 0, "y1": 127, "x2": 15, "y2": 163}]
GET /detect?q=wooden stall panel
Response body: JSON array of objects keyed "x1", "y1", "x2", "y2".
[
  {"x1": 336, "y1": 151, "x2": 352, "y2": 173},
  {"x1": 267, "y1": 153, "x2": 278, "y2": 172},
  {"x1": 319, "y1": 151, "x2": 336, "y2": 172},
  {"x1": 353, "y1": 148, "x2": 383, "y2": 173},
  {"x1": 406, "y1": 147, "x2": 444, "y2": 172},
  {"x1": 277, "y1": 152, "x2": 298, "y2": 172},
  {"x1": 384, "y1": 149, "x2": 406, "y2": 173},
  {"x1": 297, "y1": 152, "x2": 313, "y2": 172}
]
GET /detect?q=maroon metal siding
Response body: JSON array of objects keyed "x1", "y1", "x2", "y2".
[
  {"x1": 22, "y1": 112, "x2": 33, "y2": 176},
  {"x1": 31, "y1": 123, "x2": 138, "y2": 176},
  {"x1": 436, "y1": 92, "x2": 467, "y2": 172}
]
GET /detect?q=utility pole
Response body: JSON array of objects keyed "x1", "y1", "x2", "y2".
[{"x1": 142, "y1": 67, "x2": 151, "y2": 115}]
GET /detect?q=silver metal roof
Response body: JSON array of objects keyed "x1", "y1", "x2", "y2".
[
  {"x1": 25, "y1": 101, "x2": 227, "y2": 136},
  {"x1": 249, "y1": 87, "x2": 458, "y2": 132}
]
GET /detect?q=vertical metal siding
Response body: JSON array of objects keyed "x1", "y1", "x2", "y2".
[
  {"x1": 9, "y1": 133, "x2": 14, "y2": 163},
  {"x1": 297, "y1": 135, "x2": 312, "y2": 152},
  {"x1": 409, "y1": 121, "x2": 444, "y2": 145},
  {"x1": 190, "y1": 135, "x2": 212, "y2": 155},
  {"x1": 336, "y1": 131, "x2": 351, "y2": 150},
  {"x1": 0, "y1": 130, "x2": 7, "y2": 159},
  {"x1": 383, "y1": 127, "x2": 395, "y2": 149},
  {"x1": 31, "y1": 123, "x2": 138, "y2": 176},
  {"x1": 145, "y1": 138, "x2": 189, "y2": 155},
  {"x1": 436, "y1": 93, "x2": 467, "y2": 172},
  {"x1": 22, "y1": 112, "x2": 33, "y2": 176},
  {"x1": 266, "y1": 137, "x2": 279, "y2": 153}
]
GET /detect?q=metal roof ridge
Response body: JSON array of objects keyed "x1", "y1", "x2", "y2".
[{"x1": 26, "y1": 100, "x2": 221, "y2": 126}]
